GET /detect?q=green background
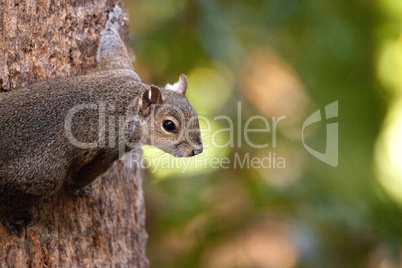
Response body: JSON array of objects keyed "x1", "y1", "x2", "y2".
[{"x1": 126, "y1": 0, "x2": 402, "y2": 267}]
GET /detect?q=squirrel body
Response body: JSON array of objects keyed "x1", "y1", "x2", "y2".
[{"x1": 0, "y1": 6, "x2": 202, "y2": 233}]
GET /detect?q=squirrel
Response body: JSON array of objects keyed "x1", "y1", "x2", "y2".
[{"x1": 0, "y1": 6, "x2": 203, "y2": 234}]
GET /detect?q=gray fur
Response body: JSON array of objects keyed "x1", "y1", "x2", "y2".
[{"x1": 0, "y1": 5, "x2": 202, "y2": 234}]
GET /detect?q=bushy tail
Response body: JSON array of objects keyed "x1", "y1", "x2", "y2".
[{"x1": 94, "y1": 5, "x2": 136, "y2": 73}]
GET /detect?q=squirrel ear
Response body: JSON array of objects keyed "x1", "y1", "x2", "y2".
[
  {"x1": 140, "y1": 86, "x2": 163, "y2": 117},
  {"x1": 165, "y1": 74, "x2": 188, "y2": 95}
]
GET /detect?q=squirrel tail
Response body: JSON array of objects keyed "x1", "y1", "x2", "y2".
[{"x1": 94, "y1": 5, "x2": 134, "y2": 72}]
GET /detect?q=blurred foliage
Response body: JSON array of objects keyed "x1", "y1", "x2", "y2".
[{"x1": 126, "y1": 0, "x2": 402, "y2": 267}]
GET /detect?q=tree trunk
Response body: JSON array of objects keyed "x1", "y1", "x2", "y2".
[{"x1": 0, "y1": 1, "x2": 149, "y2": 267}]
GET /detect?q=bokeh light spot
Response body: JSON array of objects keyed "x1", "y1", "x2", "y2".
[
  {"x1": 375, "y1": 98, "x2": 402, "y2": 205},
  {"x1": 186, "y1": 66, "x2": 233, "y2": 113}
]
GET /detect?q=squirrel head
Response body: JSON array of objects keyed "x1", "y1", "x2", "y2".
[{"x1": 139, "y1": 74, "x2": 203, "y2": 157}]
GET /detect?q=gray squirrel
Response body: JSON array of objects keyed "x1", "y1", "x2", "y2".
[{"x1": 0, "y1": 6, "x2": 203, "y2": 234}]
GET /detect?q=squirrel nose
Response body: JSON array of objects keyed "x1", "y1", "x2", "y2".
[{"x1": 191, "y1": 147, "x2": 203, "y2": 156}]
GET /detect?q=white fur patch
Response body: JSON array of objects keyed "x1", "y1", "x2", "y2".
[{"x1": 165, "y1": 81, "x2": 182, "y2": 93}]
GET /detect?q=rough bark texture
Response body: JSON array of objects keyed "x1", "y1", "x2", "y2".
[{"x1": 0, "y1": 1, "x2": 148, "y2": 267}]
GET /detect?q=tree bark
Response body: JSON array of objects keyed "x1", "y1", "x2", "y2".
[{"x1": 0, "y1": 1, "x2": 148, "y2": 267}]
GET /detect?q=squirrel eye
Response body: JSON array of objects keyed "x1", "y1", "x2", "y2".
[{"x1": 162, "y1": 120, "x2": 176, "y2": 132}]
